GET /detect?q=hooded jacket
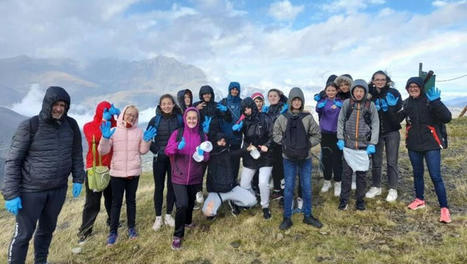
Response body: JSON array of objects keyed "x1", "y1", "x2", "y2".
[
  {"x1": 2, "y1": 86, "x2": 85, "y2": 200},
  {"x1": 165, "y1": 107, "x2": 210, "y2": 185},
  {"x1": 177, "y1": 89, "x2": 193, "y2": 112},
  {"x1": 335, "y1": 75, "x2": 353, "y2": 100},
  {"x1": 98, "y1": 105, "x2": 151, "y2": 177},
  {"x1": 316, "y1": 97, "x2": 343, "y2": 134},
  {"x1": 147, "y1": 104, "x2": 183, "y2": 155},
  {"x1": 220, "y1": 82, "x2": 243, "y2": 146},
  {"x1": 368, "y1": 83, "x2": 403, "y2": 135},
  {"x1": 266, "y1": 89, "x2": 288, "y2": 122},
  {"x1": 273, "y1": 87, "x2": 321, "y2": 159}
]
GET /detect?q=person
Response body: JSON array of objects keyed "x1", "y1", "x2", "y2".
[
  {"x1": 313, "y1": 74, "x2": 337, "y2": 102},
  {"x1": 316, "y1": 82, "x2": 343, "y2": 197},
  {"x1": 235, "y1": 97, "x2": 274, "y2": 219},
  {"x1": 98, "y1": 105, "x2": 156, "y2": 246},
  {"x1": 2, "y1": 86, "x2": 85, "y2": 264},
  {"x1": 202, "y1": 133, "x2": 257, "y2": 218},
  {"x1": 273, "y1": 87, "x2": 323, "y2": 230},
  {"x1": 177, "y1": 89, "x2": 193, "y2": 112},
  {"x1": 335, "y1": 74, "x2": 353, "y2": 100},
  {"x1": 147, "y1": 94, "x2": 183, "y2": 231},
  {"x1": 336, "y1": 80, "x2": 379, "y2": 211},
  {"x1": 165, "y1": 107, "x2": 210, "y2": 250},
  {"x1": 252, "y1": 92, "x2": 265, "y2": 112},
  {"x1": 77, "y1": 101, "x2": 119, "y2": 244},
  {"x1": 366, "y1": 71, "x2": 402, "y2": 202},
  {"x1": 397, "y1": 77, "x2": 452, "y2": 223}
]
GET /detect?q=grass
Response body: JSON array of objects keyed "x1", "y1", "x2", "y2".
[{"x1": 0, "y1": 117, "x2": 466, "y2": 264}]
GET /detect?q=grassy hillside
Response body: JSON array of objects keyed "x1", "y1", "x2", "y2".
[{"x1": 0, "y1": 118, "x2": 466, "y2": 264}]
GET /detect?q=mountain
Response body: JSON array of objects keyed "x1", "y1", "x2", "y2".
[{"x1": 444, "y1": 96, "x2": 467, "y2": 107}]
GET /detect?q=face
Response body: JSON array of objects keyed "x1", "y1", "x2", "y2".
[
  {"x1": 352, "y1": 87, "x2": 365, "y2": 101},
  {"x1": 244, "y1": 107, "x2": 252, "y2": 116},
  {"x1": 123, "y1": 107, "x2": 138, "y2": 124},
  {"x1": 186, "y1": 110, "x2": 198, "y2": 128},
  {"x1": 51, "y1": 101, "x2": 66, "y2": 119},
  {"x1": 292, "y1": 98, "x2": 302, "y2": 110},
  {"x1": 160, "y1": 97, "x2": 174, "y2": 114},
  {"x1": 268, "y1": 91, "x2": 280, "y2": 105},
  {"x1": 184, "y1": 94, "x2": 191, "y2": 106},
  {"x1": 325, "y1": 86, "x2": 337, "y2": 99},
  {"x1": 202, "y1": 93, "x2": 212, "y2": 102},
  {"x1": 217, "y1": 138, "x2": 226, "y2": 147},
  {"x1": 230, "y1": 88, "x2": 239, "y2": 97},
  {"x1": 254, "y1": 98, "x2": 264, "y2": 111},
  {"x1": 339, "y1": 83, "x2": 350, "y2": 93},
  {"x1": 407, "y1": 83, "x2": 421, "y2": 98},
  {"x1": 373, "y1": 73, "x2": 387, "y2": 89}
]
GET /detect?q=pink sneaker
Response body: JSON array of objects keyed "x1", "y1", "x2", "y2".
[
  {"x1": 408, "y1": 198, "x2": 426, "y2": 210},
  {"x1": 440, "y1": 207, "x2": 451, "y2": 223},
  {"x1": 171, "y1": 236, "x2": 182, "y2": 250}
]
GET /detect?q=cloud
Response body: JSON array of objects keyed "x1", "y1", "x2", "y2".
[
  {"x1": 432, "y1": 1, "x2": 448, "y2": 7},
  {"x1": 268, "y1": 1, "x2": 304, "y2": 21},
  {"x1": 322, "y1": 0, "x2": 386, "y2": 14}
]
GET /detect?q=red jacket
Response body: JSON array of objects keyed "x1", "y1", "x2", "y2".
[{"x1": 83, "y1": 101, "x2": 116, "y2": 169}]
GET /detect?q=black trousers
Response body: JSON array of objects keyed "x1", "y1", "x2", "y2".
[
  {"x1": 153, "y1": 154, "x2": 175, "y2": 216},
  {"x1": 340, "y1": 159, "x2": 367, "y2": 202},
  {"x1": 78, "y1": 172, "x2": 112, "y2": 238},
  {"x1": 172, "y1": 183, "x2": 201, "y2": 238},
  {"x1": 321, "y1": 133, "x2": 343, "y2": 182},
  {"x1": 110, "y1": 176, "x2": 139, "y2": 233},
  {"x1": 271, "y1": 144, "x2": 284, "y2": 191},
  {"x1": 8, "y1": 186, "x2": 67, "y2": 264},
  {"x1": 230, "y1": 143, "x2": 242, "y2": 180}
]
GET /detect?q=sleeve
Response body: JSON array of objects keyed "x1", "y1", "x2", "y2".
[
  {"x1": 387, "y1": 89, "x2": 403, "y2": 125},
  {"x1": 147, "y1": 117, "x2": 158, "y2": 154},
  {"x1": 139, "y1": 129, "x2": 151, "y2": 155},
  {"x1": 315, "y1": 99, "x2": 324, "y2": 115},
  {"x1": 337, "y1": 100, "x2": 349, "y2": 140},
  {"x1": 263, "y1": 115, "x2": 274, "y2": 148},
  {"x1": 164, "y1": 130, "x2": 179, "y2": 156},
  {"x1": 428, "y1": 99, "x2": 452, "y2": 124},
  {"x1": 203, "y1": 135, "x2": 210, "y2": 162},
  {"x1": 394, "y1": 98, "x2": 408, "y2": 123},
  {"x1": 69, "y1": 118, "x2": 85, "y2": 184},
  {"x1": 219, "y1": 107, "x2": 232, "y2": 123},
  {"x1": 98, "y1": 137, "x2": 113, "y2": 155},
  {"x1": 231, "y1": 148, "x2": 247, "y2": 158},
  {"x1": 369, "y1": 102, "x2": 380, "y2": 145},
  {"x1": 273, "y1": 116, "x2": 285, "y2": 145},
  {"x1": 307, "y1": 115, "x2": 321, "y2": 148}
]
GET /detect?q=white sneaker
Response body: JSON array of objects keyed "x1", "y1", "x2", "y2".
[
  {"x1": 386, "y1": 189, "x2": 398, "y2": 202},
  {"x1": 351, "y1": 181, "x2": 356, "y2": 190},
  {"x1": 164, "y1": 214, "x2": 175, "y2": 227},
  {"x1": 296, "y1": 197, "x2": 303, "y2": 210},
  {"x1": 196, "y1": 191, "x2": 204, "y2": 204},
  {"x1": 334, "y1": 182, "x2": 341, "y2": 197},
  {"x1": 152, "y1": 216, "x2": 162, "y2": 231},
  {"x1": 365, "y1": 187, "x2": 382, "y2": 199},
  {"x1": 320, "y1": 180, "x2": 332, "y2": 193}
]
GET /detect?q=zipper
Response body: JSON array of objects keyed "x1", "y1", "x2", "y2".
[
  {"x1": 355, "y1": 103, "x2": 360, "y2": 149},
  {"x1": 186, "y1": 131, "x2": 192, "y2": 185}
]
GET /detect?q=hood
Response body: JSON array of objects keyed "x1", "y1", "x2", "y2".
[
  {"x1": 326, "y1": 74, "x2": 338, "y2": 87},
  {"x1": 227, "y1": 82, "x2": 241, "y2": 99},
  {"x1": 405, "y1": 77, "x2": 424, "y2": 92},
  {"x1": 241, "y1": 97, "x2": 259, "y2": 117},
  {"x1": 199, "y1": 85, "x2": 215, "y2": 102},
  {"x1": 183, "y1": 106, "x2": 201, "y2": 131},
  {"x1": 350, "y1": 79, "x2": 369, "y2": 101},
  {"x1": 287, "y1": 87, "x2": 305, "y2": 111},
  {"x1": 334, "y1": 75, "x2": 353, "y2": 88},
  {"x1": 39, "y1": 86, "x2": 71, "y2": 121},
  {"x1": 93, "y1": 101, "x2": 116, "y2": 126},
  {"x1": 117, "y1": 105, "x2": 139, "y2": 128},
  {"x1": 177, "y1": 89, "x2": 193, "y2": 110}
]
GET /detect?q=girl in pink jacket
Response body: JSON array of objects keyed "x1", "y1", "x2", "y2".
[{"x1": 98, "y1": 105, "x2": 156, "y2": 246}]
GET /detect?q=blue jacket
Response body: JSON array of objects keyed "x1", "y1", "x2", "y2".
[{"x1": 220, "y1": 82, "x2": 243, "y2": 146}]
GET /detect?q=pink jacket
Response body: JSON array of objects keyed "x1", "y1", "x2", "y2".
[{"x1": 98, "y1": 105, "x2": 151, "y2": 177}]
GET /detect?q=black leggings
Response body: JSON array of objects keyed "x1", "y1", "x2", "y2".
[
  {"x1": 321, "y1": 133, "x2": 343, "y2": 182},
  {"x1": 172, "y1": 183, "x2": 201, "y2": 238},
  {"x1": 153, "y1": 154, "x2": 175, "y2": 216},
  {"x1": 110, "y1": 176, "x2": 139, "y2": 233}
]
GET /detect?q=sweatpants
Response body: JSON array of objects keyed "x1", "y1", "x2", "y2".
[
  {"x1": 371, "y1": 130, "x2": 400, "y2": 189},
  {"x1": 153, "y1": 154, "x2": 175, "y2": 216},
  {"x1": 202, "y1": 186, "x2": 257, "y2": 216},
  {"x1": 340, "y1": 159, "x2": 367, "y2": 202},
  {"x1": 109, "y1": 176, "x2": 139, "y2": 233},
  {"x1": 240, "y1": 166, "x2": 273, "y2": 208},
  {"x1": 8, "y1": 186, "x2": 67, "y2": 264},
  {"x1": 173, "y1": 183, "x2": 201, "y2": 238},
  {"x1": 321, "y1": 133, "x2": 343, "y2": 182}
]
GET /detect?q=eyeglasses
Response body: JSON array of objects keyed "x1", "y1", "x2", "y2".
[{"x1": 408, "y1": 85, "x2": 420, "y2": 89}]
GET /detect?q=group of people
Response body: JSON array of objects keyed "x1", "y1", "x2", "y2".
[{"x1": 1, "y1": 70, "x2": 453, "y2": 263}]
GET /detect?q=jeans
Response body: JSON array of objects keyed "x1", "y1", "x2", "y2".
[
  {"x1": 371, "y1": 130, "x2": 400, "y2": 189},
  {"x1": 110, "y1": 176, "x2": 139, "y2": 233},
  {"x1": 408, "y1": 150, "x2": 448, "y2": 208},
  {"x1": 283, "y1": 158, "x2": 312, "y2": 218}
]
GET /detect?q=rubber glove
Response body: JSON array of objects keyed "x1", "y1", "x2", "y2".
[
  {"x1": 216, "y1": 103, "x2": 227, "y2": 112},
  {"x1": 317, "y1": 100, "x2": 327, "y2": 109},
  {"x1": 374, "y1": 99, "x2": 381, "y2": 111},
  {"x1": 381, "y1": 99, "x2": 388, "y2": 112},
  {"x1": 143, "y1": 126, "x2": 157, "y2": 142},
  {"x1": 280, "y1": 104, "x2": 288, "y2": 114},
  {"x1": 232, "y1": 121, "x2": 243, "y2": 131},
  {"x1": 109, "y1": 104, "x2": 121, "y2": 116},
  {"x1": 334, "y1": 100, "x2": 343, "y2": 108},
  {"x1": 197, "y1": 147, "x2": 204, "y2": 156},
  {"x1": 5, "y1": 197, "x2": 22, "y2": 215},
  {"x1": 262, "y1": 105, "x2": 269, "y2": 113},
  {"x1": 202, "y1": 116, "x2": 212, "y2": 134},
  {"x1": 337, "y1": 139, "x2": 345, "y2": 150},
  {"x1": 178, "y1": 137, "x2": 186, "y2": 150},
  {"x1": 72, "y1": 183, "x2": 82, "y2": 197},
  {"x1": 366, "y1": 145, "x2": 376, "y2": 155},
  {"x1": 314, "y1": 94, "x2": 321, "y2": 102},
  {"x1": 100, "y1": 121, "x2": 116, "y2": 139},
  {"x1": 385, "y1": 93, "x2": 399, "y2": 106},
  {"x1": 103, "y1": 108, "x2": 112, "y2": 121},
  {"x1": 426, "y1": 87, "x2": 441, "y2": 101}
]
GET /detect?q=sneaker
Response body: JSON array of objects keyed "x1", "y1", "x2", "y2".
[
  {"x1": 78, "y1": 235, "x2": 89, "y2": 245},
  {"x1": 152, "y1": 216, "x2": 163, "y2": 231},
  {"x1": 303, "y1": 216, "x2": 323, "y2": 228},
  {"x1": 128, "y1": 228, "x2": 138, "y2": 240},
  {"x1": 338, "y1": 199, "x2": 348, "y2": 210},
  {"x1": 196, "y1": 191, "x2": 204, "y2": 204},
  {"x1": 334, "y1": 182, "x2": 341, "y2": 197},
  {"x1": 386, "y1": 189, "x2": 398, "y2": 202},
  {"x1": 106, "y1": 232, "x2": 118, "y2": 247},
  {"x1": 228, "y1": 201, "x2": 241, "y2": 217},
  {"x1": 171, "y1": 236, "x2": 182, "y2": 250},
  {"x1": 263, "y1": 208, "x2": 272, "y2": 220},
  {"x1": 185, "y1": 222, "x2": 196, "y2": 229},
  {"x1": 365, "y1": 187, "x2": 382, "y2": 199},
  {"x1": 271, "y1": 189, "x2": 283, "y2": 200},
  {"x1": 407, "y1": 198, "x2": 426, "y2": 210},
  {"x1": 440, "y1": 208, "x2": 451, "y2": 223},
  {"x1": 351, "y1": 181, "x2": 356, "y2": 190},
  {"x1": 356, "y1": 200, "x2": 366, "y2": 211},
  {"x1": 296, "y1": 197, "x2": 303, "y2": 211},
  {"x1": 165, "y1": 214, "x2": 175, "y2": 227},
  {"x1": 320, "y1": 180, "x2": 332, "y2": 193},
  {"x1": 279, "y1": 217, "x2": 293, "y2": 230}
]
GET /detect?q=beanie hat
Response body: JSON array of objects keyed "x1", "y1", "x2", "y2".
[
  {"x1": 405, "y1": 77, "x2": 424, "y2": 90},
  {"x1": 251, "y1": 92, "x2": 264, "y2": 101}
]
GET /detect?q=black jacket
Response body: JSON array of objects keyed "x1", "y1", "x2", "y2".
[
  {"x1": 207, "y1": 144, "x2": 245, "y2": 193},
  {"x1": 2, "y1": 86, "x2": 85, "y2": 200},
  {"x1": 177, "y1": 89, "x2": 193, "y2": 112},
  {"x1": 147, "y1": 105, "x2": 183, "y2": 155},
  {"x1": 369, "y1": 85, "x2": 403, "y2": 135}
]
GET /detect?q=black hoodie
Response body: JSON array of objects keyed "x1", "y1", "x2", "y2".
[
  {"x1": 177, "y1": 89, "x2": 193, "y2": 112},
  {"x1": 147, "y1": 104, "x2": 183, "y2": 155}
]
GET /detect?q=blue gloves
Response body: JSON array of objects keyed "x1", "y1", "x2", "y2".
[
  {"x1": 109, "y1": 104, "x2": 121, "y2": 116},
  {"x1": 197, "y1": 147, "x2": 204, "y2": 156},
  {"x1": 232, "y1": 121, "x2": 243, "y2": 131},
  {"x1": 100, "y1": 121, "x2": 116, "y2": 139},
  {"x1": 334, "y1": 100, "x2": 343, "y2": 108},
  {"x1": 202, "y1": 116, "x2": 212, "y2": 134},
  {"x1": 103, "y1": 108, "x2": 112, "y2": 121},
  {"x1": 217, "y1": 103, "x2": 227, "y2": 112},
  {"x1": 314, "y1": 94, "x2": 321, "y2": 102},
  {"x1": 366, "y1": 145, "x2": 376, "y2": 155},
  {"x1": 143, "y1": 126, "x2": 157, "y2": 142},
  {"x1": 72, "y1": 183, "x2": 82, "y2": 198},
  {"x1": 380, "y1": 99, "x2": 388, "y2": 112},
  {"x1": 426, "y1": 87, "x2": 441, "y2": 101},
  {"x1": 178, "y1": 137, "x2": 186, "y2": 150},
  {"x1": 386, "y1": 93, "x2": 399, "y2": 106},
  {"x1": 337, "y1": 139, "x2": 345, "y2": 150},
  {"x1": 317, "y1": 100, "x2": 327, "y2": 109},
  {"x1": 5, "y1": 197, "x2": 22, "y2": 215},
  {"x1": 280, "y1": 104, "x2": 288, "y2": 114},
  {"x1": 262, "y1": 105, "x2": 269, "y2": 113},
  {"x1": 374, "y1": 99, "x2": 381, "y2": 111}
]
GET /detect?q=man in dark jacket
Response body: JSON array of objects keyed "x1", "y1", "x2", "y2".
[{"x1": 2, "y1": 86, "x2": 85, "y2": 264}]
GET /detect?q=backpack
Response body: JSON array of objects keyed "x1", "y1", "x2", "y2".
[
  {"x1": 345, "y1": 99, "x2": 372, "y2": 126},
  {"x1": 281, "y1": 112, "x2": 311, "y2": 161}
]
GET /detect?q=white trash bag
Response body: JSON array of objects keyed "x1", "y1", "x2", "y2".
[{"x1": 343, "y1": 147, "x2": 369, "y2": 172}]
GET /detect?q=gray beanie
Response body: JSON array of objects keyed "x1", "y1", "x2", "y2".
[{"x1": 351, "y1": 79, "x2": 369, "y2": 93}]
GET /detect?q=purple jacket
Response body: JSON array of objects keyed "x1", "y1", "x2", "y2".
[
  {"x1": 315, "y1": 98, "x2": 342, "y2": 134},
  {"x1": 165, "y1": 107, "x2": 209, "y2": 185}
]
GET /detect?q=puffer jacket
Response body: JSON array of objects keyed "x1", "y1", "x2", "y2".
[
  {"x1": 368, "y1": 85, "x2": 403, "y2": 135},
  {"x1": 98, "y1": 105, "x2": 151, "y2": 177},
  {"x1": 2, "y1": 86, "x2": 85, "y2": 200},
  {"x1": 177, "y1": 89, "x2": 193, "y2": 112},
  {"x1": 220, "y1": 82, "x2": 243, "y2": 146},
  {"x1": 147, "y1": 105, "x2": 183, "y2": 155}
]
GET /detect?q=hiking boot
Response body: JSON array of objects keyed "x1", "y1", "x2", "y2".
[
  {"x1": 440, "y1": 207, "x2": 452, "y2": 223},
  {"x1": 171, "y1": 236, "x2": 182, "y2": 250},
  {"x1": 338, "y1": 199, "x2": 348, "y2": 210},
  {"x1": 334, "y1": 181, "x2": 341, "y2": 197},
  {"x1": 407, "y1": 198, "x2": 426, "y2": 210},
  {"x1": 263, "y1": 208, "x2": 272, "y2": 220},
  {"x1": 106, "y1": 232, "x2": 118, "y2": 247},
  {"x1": 303, "y1": 216, "x2": 323, "y2": 228},
  {"x1": 128, "y1": 228, "x2": 138, "y2": 240},
  {"x1": 152, "y1": 216, "x2": 162, "y2": 232},
  {"x1": 320, "y1": 180, "x2": 332, "y2": 193},
  {"x1": 356, "y1": 200, "x2": 366, "y2": 211},
  {"x1": 165, "y1": 214, "x2": 175, "y2": 227},
  {"x1": 386, "y1": 189, "x2": 398, "y2": 202},
  {"x1": 279, "y1": 217, "x2": 293, "y2": 230},
  {"x1": 365, "y1": 187, "x2": 382, "y2": 199},
  {"x1": 196, "y1": 191, "x2": 204, "y2": 204},
  {"x1": 229, "y1": 200, "x2": 241, "y2": 217}
]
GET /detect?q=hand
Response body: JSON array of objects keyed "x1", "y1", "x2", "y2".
[
  {"x1": 103, "y1": 108, "x2": 112, "y2": 121},
  {"x1": 259, "y1": 145, "x2": 268, "y2": 152},
  {"x1": 202, "y1": 116, "x2": 212, "y2": 134},
  {"x1": 262, "y1": 105, "x2": 269, "y2": 113},
  {"x1": 336, "y1": 139, "x2": 344, "y2": 150},
  {"x1": 426, "y1": 87, "x2": 441, "y2": 102},
  {"x1": 381, "y1": 99, "x2": 388, "y2": 112},
  {"x1": 196, "y1": 102, "x2": 206, "y2": 110},
  {"x1": 177, "y1": 137, "x2": 186, "y2": 150},
  {"x1": 232, "y1": 121, "x2": 243, "y2": 131},
  {"x1": 143, "y1": 126, "x2": 157, "y2": 142},
  {"x1": 109, "y1": 104, "x2": 121, "y2": 116},
  {"x1": 280, "y1": 104, "x2": 288, "y2": 114},
  {"x1": 366, "y1": 145, "x2": 376, "y2": 155},
  {"x1": 217, "y1": 103, "x2": 227, "y2": 112},
  {"x1": 197, "y1": 147, "x2": 204, "y2": 156},
  {"x1": 385, "y1": 93, "x2": 399, "y2": 106},
  {"x1": 334, "y1": 100, "x2": 343, "y2": 108},
  {"x1": 72, "y1": 183, "x2": 82, "y2": 198},
  {"x1": 100, "y1": 121, "x2": 116, "y2": 139},
  {"x1": 5, "y1": 197, "x2": 22, "y2": 215},
  {"x1": 246, "y1": 144, "x2": 256, "y2": 152},
  {"x1": 374, "y1": 99, "x2": 381, "y2": 111},
  {"x1": 317, "y1": 100, "x2": 327, "y2": 109},
  {"x1": 314, "y1": 94, "x2": 321, "y2": 102}
]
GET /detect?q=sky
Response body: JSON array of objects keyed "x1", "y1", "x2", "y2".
[{"x1": 1, "y1": 0, "x2": 467, "y2": 109}]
